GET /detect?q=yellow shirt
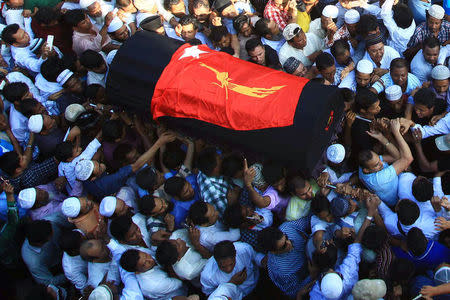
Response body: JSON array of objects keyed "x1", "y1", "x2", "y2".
[{"x1": 296, "y1": 10, "x2": 311, "y2": 33}]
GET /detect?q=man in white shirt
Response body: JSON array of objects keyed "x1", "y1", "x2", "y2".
[
  {"x1": 362, "y1": 33, "x2": 400, "y2": 73},
  {"x1": 120, "y1": 248, "x2": 188, "y2": 299},
  {"x1": 208, "y1": 283, "x2": 243, "y2": 300},
  {"x1": 59, "y1": 230, "x2": 88, "y2": 292},
  {"x1": 79, "y1": 0, "x2": 114, "y2": 30},
  {"x1": 411, "y1": 36, "x2": 447, "y2": 83},
  {"x1": 188, "y1": 201, "x2": 240, "y2": 252},
  {"x1": 308, "y1": 5, "x2": 339, "y2": 40},
  {"x1": 278, "y1": 23, "x2": 323, "y2": 67},
  {"x1": 200, "y1": 241, "x2": 264, "y2": 296}
]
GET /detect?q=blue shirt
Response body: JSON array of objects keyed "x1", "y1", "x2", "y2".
[
  {"x1": 170, "y1": 174, "x2": 200, "y2": 229},
  {"x1": 359, "y1": 156, "x2": 399, "y2": 206},
  {"x1": 83, "y1": 165, "x2": 133, "y2": 199},
  {"x1": 267, "y1": 217, "x2": 311, "y2": 298},
  {"x1": 0, "y1": 192, "x2": 28, "y2": 221},
  {"x1": 392, "y1": 240, "x2": 450, "y2": 272}
]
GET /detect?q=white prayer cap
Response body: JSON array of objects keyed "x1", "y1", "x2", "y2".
[
  {"x1": 431, "y1": 65, "x2": 450, "y2": 80},
  {"x1": 62, "y1": 197, "x2": 81, "y2": 218},
  {"x1": 326, "y1": 144, "x2": 345, "y2": 164},
  {"x1": 321, "y1": 273, "x2": 343, "y2": 299},
  {"x1": 88, "y1": 284, "x2": 113, "y2": 300},
  {"x1": 352, "y1": 279, "x2": 387, "y2": 300},
  {"x1": 106, "y1": 49, "x2": 117, "y2": 65},
  {"x1": 108, "y1": 17, "x2": 124, "y2": 33},
  {"x1": 99, "y1": 196, "x2": 117, "y2": 217},
  {"x1": 28, "y1": 114, "x2": 44, "y2": 133},
  {"x1": 356, "y1": 59, "x2": 373, "y2": 74},
  {"x1": 322, "y1": 5, "x2": 339, "y2": 18},
  {"x1": 136, "y1": 12, "x2": 152, "y2": 27},
  {"x1": 75, "y1": 159, "x2": 95, "y2": 181},
  {"x1": 435, "y1": 133, "x2": 450, "y2": 151},
  {"x1": 65, "y1": 103, "x2": 86, "y2": 122},
  {"x1": 79, "y1": 0, "x2": 96, "y2": 9},
  {"x1": 18, "y1": 188, "x2": 37, "y2": 209},
  {"x1": 428, "y1": 4, "x2": 445, "y2": 20},
  {"x1": 385, "y1": 85, "x2": 402, "y2": 101},
  {"x1": 57, "y1": 69, "x2": 74, "y2": 86},
  {"x1": 344, "y1": 9, "x2": 360, "y2": 24}
]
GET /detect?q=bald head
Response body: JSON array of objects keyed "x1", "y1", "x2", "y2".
[{"x1": 80, "y1": 239, "x2": 111, "y2": 263}]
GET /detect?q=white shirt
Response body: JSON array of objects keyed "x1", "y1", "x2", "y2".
[
  {"x1": 278, "y1": 33, "x2": 324, "y2": 66},
  {"x1": 252, "y1": 207, "x2": 273, "y2": 230},
  {"x1": 58, "y1": 138, "x2": 102, "y2": 196},
  {"x1": 308, "y1": 18, "x2": 326, "y2": 39},
  {"x1": 200, "y1": 242, "x2": 264, "y2": 296},
  {"x1": 411, "y1": 48, "x2": 448, "y2": 83},
  {"x1": 136, "y1": 266, "x2": 187, "y2": 300},
  {"x1": 2, "y1": 6, "x2": 34, "y2": 38},
  {"x1": 197, "y1": 221, "x2": 240, "y2": 252},
  {"x1": 88, "y1": 3, "x2": 114, "y2": 30},
  {"x1": 35, "y1": 73, "x2": 63, "y2": 100},
  {"x1": 362, "y1": 45, "x2": 400, "y2": 69},
  {"x1": 87, "y1": 259, "x2": 120, "y2": 287},
  {"x1": 322, "y1": 166, "x2": 354, "y2": 185},
  {"x1": 208, "y1": 283, "x2": 243, "y2": 300},
  {"x1": 62, "y1": 253, "x2": 88, "y2": 291},
  {"x1": 10, "y1": 46, "x2": 45, "y2": 74},
  {"x1": 6, "y1": 71, "x2": 41, "y2": 98},
  {"x1": 433, "y1": 177, "x2": 450, "y2": 219},
  {"x1": 380, "y1": 0, "x2": 415, "y2": 55},
  {"x1": 9, "y1": 105, "x2": 29, "y2": 144},
  {"x1": 418, "y1": 112, "x2": 450, "y2": 139}
]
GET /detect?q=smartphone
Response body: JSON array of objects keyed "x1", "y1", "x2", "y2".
[{"x1": 46, "y1": 35, "x2": 54, "y2": 51}]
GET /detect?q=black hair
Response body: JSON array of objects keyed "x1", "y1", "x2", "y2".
[
  {"x1": 197, "y1": 147, "x2": 218, "y2": 176},
  {"x1": 341, "y1": 88, "x2": 355, "y2": 103},
  {"x1": 116, "y1": 0, "x2": 132, "y2": 7},
  {"x1": 0, "y1": 151, "x2": 20, "y2": 175},
  {"x1": 220, "y1": 47, "x2": 234, "y2": 55},
  {"x1": 223, "y1": 203, "x2": 243, "y2": 228},
  {"x1": 245, "y1": 37, "x2": 263, "y2": 53},
  {"x1": 210, "y1": 25, "x2": 229, "y2": 43},
  {"x1": 222, "y1": 153, "x2": 243, "y2": 178},
  {"x1": 407, "y1": 227, "x2": 427, "y2": 256},
  {"x1": 58, "y1": 230, "x2": 83, "y2": 256},
  {"x1": 192, "y1": 0, "x2": 210, "y2": 10},
  {"x1": 34, "y1": 6, "x2": 59, "y2": 25},
  {"x1": 164, "y1": 176, "x2": 186, "y2": 198},
  {"x1": 254, "y1": 18, "x2": 271, "y2": 37},
  {"x1": 361, "y1": 225, "x2": 387, "y2": 250},
  {"x1": 262, "y1": 161, "x2": 284, "y2": 186},
  {"x1": 330, "y1": 39, "x2": 350, "y2": 58},
  {"x1": 55, "y1": 141, "x2": 74, "y2": 162},
  {"x1": 162, "y1": 142, "x2": 185, "y2": 169},
  {"x1": 156, "y1": 240, "x2": 178, "y2": 267},
  {"x1": 1, "y1": 24, "x2": 20, "y2": 45},
  {"x1": 85, "y1": 83, "x2": 104, "y2": 101},
  {"x1": 64, "y1": 9, "x2": 86, "y2": 27},
  {"x1": 393, "y1": 4, "x2": 413, "y2": 29},
  {"x1": 110, "y1": 215, "x2": 133, "y2": 241},
  {"x1": 414, "y1": 88, "x2": 436, "y2": 108},
  {"x1": 258, "y1": 227, "x2": 284, "y2": 252},
  {"x1": 26, "y1": 220, "x2": 52, "y2": 245},
  {"x1": 311, "y1": 194, "x2": 331, "y2": 214},
  {"x1": 442, "y1": 171, "x2": 450, "y2": 195},
  {"x1": 188, "y1": 201, "x2": 209, "y2": 225},
  {"x1": 113, "y1": 143, "x2": 133, "y2": 163},
  {"x1": 233, "y1": 13, "x2": 250, "y2": 33},
  {"x1": 287, "y1": 175, "x2": 307, "y2": 194},
  {"x1": 390, "y1": 57, "x2": 409, "y2": 71},
  {"x1": 179, "y1": 15, "x2": 199, "y2": 30},
  {"x1": 357, "y1": 14, "x2": 378, "y2": 37},
  {"x1": 358, "y1": 149, "x2": 374, "y2": 168},
  {"x1": 136, "y1": 166, "x2": 157, "y2": 191},
  {"x1": 139, "y1": 195, "x2": 157, "y2": 216},
  {"x1": 316, "y1": 52, "x2": 335, "y2": 71},
  {"x1": 312, "y1": 244, "x2": 338, "y2": 272},
  {"x1": 120, "y1": 249, "x2": 140, "y2": 272},
  {"x1": 188, "y1": 38, "x2": 202, "y2": 46},
  {"x1": 423, "y1": 35, "x2": 440, "y2": 50},
  {"x1": 80, "y1": 50, "x2": 105, "y2": 69},
  {"x1": 19, "y1": 98, "x2": 41, "y2": 118},
  {"x1": 354, "y1": 87, "x2": 378, "y2": 113},
  {"x1": 102, "y1": 119, "x2": 124, "y2": 142},
  {"x1": 213, "y1": 240, "x2": 236, "y2": 261},
  {"x1": 164, "y1": 0, "x2": 181, "y2": 10},
  {"x1": 40, "y1": 56, "x2": 63, "y2": 82},
  {"x1": 2, "y1": 82, "x2": 29, "y2": 103},
  {"x1": 412, "y1": 177, "x2": 433, "y2": 202},
  {"x1": 388, "y1": 258, "x2": 415, "y2": 284},
  {"x1": 397, "y1": 199, "x2": 420, "y2": 226}
]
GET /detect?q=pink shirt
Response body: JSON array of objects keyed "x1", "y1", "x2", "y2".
[
  {"x1": 263, "y1": 186, "x2": 289, "y2": 219},
  {"x1": 72, "y1": 27, "x2": 111, "y2": 56},
  {"x1": 29, "y1": 183, "x2": 66, "y2": 220}
]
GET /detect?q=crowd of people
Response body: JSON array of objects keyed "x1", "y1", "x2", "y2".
[{"x1": 0, "y1": 0, "x2": 449, "y2": 298}]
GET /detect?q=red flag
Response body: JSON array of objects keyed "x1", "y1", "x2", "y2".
[{"x1": 152, "y1": 44, "x2": 309, "y2": 131}]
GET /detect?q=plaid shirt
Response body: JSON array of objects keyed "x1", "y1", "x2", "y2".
[
  {"x1": 408, "y1": 20, "x2": 450, "y2": 48},
  {"x1": 7, "y1": 158, "x2": 58, "y2": 191},
  {"x1": 325, "y1": 25, "x2": 351, "y2": 48},
  {"x1": 264, "y1": 0, "x2": 290, "y2": 30},
  {"x1": 197, "y1": 171, "x2": 230, "y2": 216}
]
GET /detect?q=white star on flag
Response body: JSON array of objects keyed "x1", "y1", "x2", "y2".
[{"x1": 178, "y1": 46, "x2": 209, "y2": 60}]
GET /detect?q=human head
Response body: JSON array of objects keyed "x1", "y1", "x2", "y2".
[
  {"x1": 283, "y1": 57, "x2": 306, "y2": 77},
  {"x1": 355, "y1": 59, "x2": 373, "y2": 88},
  {"x1": 288, "y1": 175, "x2": 314, "y2": 200},
  {"x1": 385, "y1": 85, "x2": 403, "y2": 112},
  {"x1": 396, "y1": 199, "x2": 420, "y2": 226},
  {"x1": 330, "y1": 197, "x2": 357, "y2": 218},
  {"x1": 422, "y1": 36, "x2": 440, "y2": 65},
  {"x1": 344, "y1": 9, "x2": 360, "y2": 35},
  {"x1": 80, "y1": 50, "x2": 107, "y2": 73},
  {"x1": 197, "y1": 147, "x2": 222, "y2": 177},
  {"x1": 162, "y1": 142, "x2": 186, "y2": 170},
  {"x1": 55, "y1": 141, "x2": 82, "y2": 162},
  {"x1": 117, "y1": 0, "x2": 137, "y2": 12},
  {"x1": 246, "y1": 38, "x2": 265, "y2": 65},
  {"x1": 320, "y1": 5, "x2": 338, "y2": 31},
  {"x1": 64, "y1": 9, "x2": 92, "y2": 32},
  {"x1": 0, "y1": 151, "x2": 22, "y2": 176},
  {"x1": 426, "y1": 5, "x2": 445, "y2": 34},
  {"x1": 311, "y1": 194, "x2": 334, "y2": 223},
  {"x1": 284, "y1": 24, "x2": 306, "y2": 50},
  {"x1": 1, "y1": 24, "x2": 30, "y2": 47},
  {"x1": 254, "y1": 18, "x2": 280, "y2": 41},
  {"x1": 107, "y1": 17, "x2": 129, "y2": 42},
  {"x1": 361, "y1": 225, "x2": 387, "y2": 250},
  {"x1": 75, "y1": 159, "x2": 106, "y2": 181},
  {"x1": 2, "y1": 82, "x2": 30, "y2": 105},
  {"x1": 258, "y1": 226, "x2": 293, "y2": 254},
  {"x1": 18, "y1": 187, "x2": 49, "y2": 210},
  {"x1": 102, "y1": 119, "x2": 124, "y2": 142},
  {"x1": 321, "y1": 272, "x2": 344, "y2": 299},
  {"x1": 210, "y1": 25, "x2": 231, "y2": 49},
  {"x1": 359, "y1": 150, "x2": 384, "y2": 173},
  {"x1": 312, "y1": 243, "x2": 338, "y2": 272},
  {"x1": 354, "y1": 87, "x2": 380, "y2": 117},
  {"x1": 330, "y1": 39, "x2": 351, "y2": 66},
  {"x1": 365, "y1": 34, "x2": 384, "y2": 65},
  {"x1": 357, "y1": 14, "x2": 379, "y2": 38},
  {"x1": 179, "y1": 15, "x2": 199, "y2": 41},
  {"x1": 58, "y1": 230, "x2": 84, "y2": 256},
  {"x1": 40, "y1": 56, "x2": 64, "y2": 83},
  {"x1": 233, "y1": 13, "x2": 252, "y2": 37},
  {"x1": 316, "y1": 52, "x2": 336, "y2": 84},
  {"x1": 411, "y1": 176, "x2": 433, "y2": 202},
  {"x1": 62, "y1": 73, "x2": 84, "y2": 94},
  {"x1": 192, "y1": 0, "x2": 211, "y2": 23},
  {"x1": 5, "y1": 0, "x2": 24, "y2": 8},
  {"x1": 139, "y1": 195, "x2": 172, "y2": 217},
  {"x1": 222, "y1": 153, "x2": 244, "y2": 179},
  {"x1": 407, "y1": 227, "x2": 428, "y2": 256},
  {"x1": 85, "y1": 84, "x2": 106, "y2": 104},
  {"x1": 80, "y1": 0, "x2": 102, "y2": 18},
  {"x1": 156, "y1": 239, "x2": 187, "y2": 267},
  {"x1": 99, "y1": 196, "x2": 131, "y2": 218},
  {"x1": 110, "y1": 215, "x2": 143, "y2": 245},
  {"x1": 341, "y1": 88, "x2": 355, "y2": 112},
  {"x1": 188, "y1": 201, "x2": 219, "y2": 226},
  {"x1": 413, "y1": 88, "x2": 436, "y2": 119},
  {"x1": 164, "y1": 176, "x2": 195, "y2": 201},
  {"x1": 431, "y1": 65, "x2": 450, "y2": 94},
  {"x1": 393, "y1": 3, "x2": 413, "y2": 29},
  {"x1": 19, "y1": 98, "x2": 46, "y2": 118},
  {"x1": 352, "y1": 279, "x2": 387, "y2": 300},
  {"x1": 164, "y1": 0, "x2": 186, "y2": 18},
  {"x1": 223, "y1": 202, "x2": 256, "y2": 229},
  {"x1": 213, "y1": 0, "x2": 237, "y2": 18},
  {"x1": 120, "y1": 249, "x2": 155, "y2": 273},
  {"x1": 26, "y1": 220, "x2": 53, "y2": 247},
  {"x1": 136, "y1": 166, "x2": 164, "y2": 192},
  {"x1": 113, "y1": 143, "x2": 140, "y2": 166},
  {"x1": 326, "y1": 143, "x2": 345, "y2": 165},
  {"x1": 213, "y1": 241, "x2": 237, "y2": 273},
  {"x1": 61, "y1": 197, "x2": 94, "y2": 218},
  {"x1": 389, "y1": 58, "x2": 409, "y2": 88},
  {"x1": 80, "y1": 239, "x2": 111, "y2": 263},
  {"x1": 262, "y1": 161, "x2": 286, "y2": 192}
]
